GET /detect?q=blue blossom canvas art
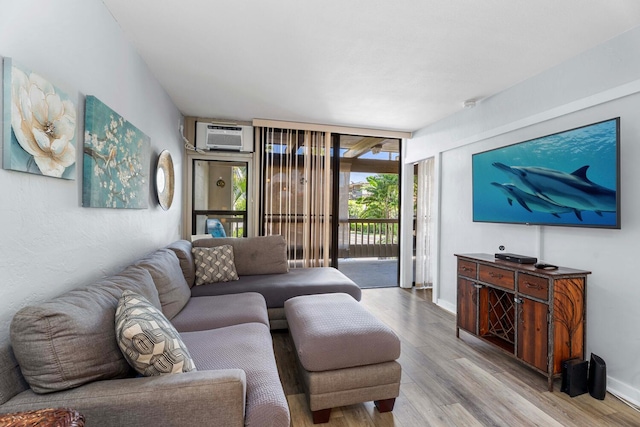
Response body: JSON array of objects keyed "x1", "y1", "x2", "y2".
[
  {"x1": 2, "y1": 58, "x2": 77, "y2": 179},
  {"x1": 83, "y1": 95, "x2": 150, "y2": 209}
]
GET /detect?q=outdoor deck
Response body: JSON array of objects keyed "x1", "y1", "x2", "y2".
[{"x1": 337, "y1": 257, "x2": 398, "y2": 289}]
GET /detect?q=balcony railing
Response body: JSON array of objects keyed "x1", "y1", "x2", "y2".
[
  {"x1": 338, "y1": 218, "x2": 398, "y2": 258},
  {"x1": 194, "y1": 213, "x2": 400, "y2": 260},
  {"x1": 260, "y1": 216, "x2": 399, "y2": 259}
]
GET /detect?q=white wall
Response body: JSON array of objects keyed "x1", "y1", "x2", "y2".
[
  {"x1": 0, "y1": 0, "x2": 183, "y2": 345},
  {"x1": 406, "y1": 25, "x2": 640, "y2": 405}
]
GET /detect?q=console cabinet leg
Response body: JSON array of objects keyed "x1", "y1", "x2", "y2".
[
  {"x1": 312, "y1": 408, "x2": 332, "y2": 424},
  {"x1": 374, "y1": 398, "x2": 396, "y2": 413}
]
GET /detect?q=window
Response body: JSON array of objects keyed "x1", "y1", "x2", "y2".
[{"x1": 192, "y1": 159, "x2": 248, "y2": 237}]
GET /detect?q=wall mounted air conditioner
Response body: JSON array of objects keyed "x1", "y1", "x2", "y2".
[{"x1": 195, "y1": 122, "x2": 254, "y2": 152}]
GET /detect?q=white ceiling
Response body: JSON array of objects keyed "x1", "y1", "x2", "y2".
[{"x1": 102, "y1": 0, "x2": 640, "y2": 133}]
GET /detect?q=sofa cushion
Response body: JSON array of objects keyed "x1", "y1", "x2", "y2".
[
  {"x1": 10, "y1": 266, "x2": 160, "y2": 394},
  {"x1": 192, "y1": 245, "x2": 239, "y2": 286},
  {"x1": 116, "y1": 290, "x2": 196, "y2": 376},
  {"x1": 135, "y1": 249, "x2": 191, "y2": 320},
  {"x1": 181, "y1": 323, "x2": 290, "y2": 427},
  {"x1": 171, "y1": 293, "x2": 269, "y2": 332},
  {"x1": 190, "y1": 267, "x2": 362, "y2": 308},
  {"x1": 0, "y1": 345, "x2": 29, "y2": 405},
  {"x1": 193, "y1": 235, "x2": 288, "y2": 276},
  {"x1": 166, "y1": 240, "x2": 196, "y2": 288}
]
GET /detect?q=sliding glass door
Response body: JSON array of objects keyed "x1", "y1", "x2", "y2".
[
  {"x1": 258, "y1": 127, "x2": 401, "y2": 287},
  {"x1": 336, "y1": 135, "x2": 401, "y2": 288}
]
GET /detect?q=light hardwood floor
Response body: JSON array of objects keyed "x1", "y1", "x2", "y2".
[{"x1": 272, "y1": 287, "x2": 640, "y2": 426}]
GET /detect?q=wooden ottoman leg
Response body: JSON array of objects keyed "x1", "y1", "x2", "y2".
[
  {"x1": 312, "y1": 408, "x2": 332, "y2": 424},
  {"x1": 374, "y1": 398, "x2": 396, "y2": 413}
]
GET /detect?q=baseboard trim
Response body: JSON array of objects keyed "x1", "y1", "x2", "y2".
[
  {"x1": 607, "y1": 376, "x2": 640, "y2": 408},
  {"x1": 436, "y1": 299, "x2": 455, "y2": 315}
]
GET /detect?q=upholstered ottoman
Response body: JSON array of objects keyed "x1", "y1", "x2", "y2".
[{"x1": 284, "y1": 293, "x2": 401, "y2": 424}]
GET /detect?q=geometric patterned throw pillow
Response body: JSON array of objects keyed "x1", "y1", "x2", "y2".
[
  {"x1": 115, "y1": 290, "x2": 196, "y2": 376},
  {"x1": 191, "y1": 245, "x2": 239, "y2": 286}
]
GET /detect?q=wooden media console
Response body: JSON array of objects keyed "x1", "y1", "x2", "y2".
[{"x1": 455, "y1": 253, "x2": 590, "y2": 391}]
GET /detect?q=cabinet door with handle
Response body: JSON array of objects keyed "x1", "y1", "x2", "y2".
[
  {"x1": 517, "y1": 297, "x2": 548, "y2": 371},
  {"x1": 457, "y1": 278, "x2": 478, "y2": 334}
]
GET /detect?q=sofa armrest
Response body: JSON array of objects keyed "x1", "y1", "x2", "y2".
[{"x1": 2, "y1": 369, "x2": 246, "y2": 427}]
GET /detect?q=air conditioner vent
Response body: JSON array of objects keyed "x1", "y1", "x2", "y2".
[
  {"x1": 206, "y1": 126, "x2": 242, "y2": 150},
  {"x1": 196, "y1": 122, "x2": 253, "y2": 152}
]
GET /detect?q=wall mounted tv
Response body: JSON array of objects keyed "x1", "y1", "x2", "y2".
[{"x1": 472, "y1": 117, "x2": 620, "y2": 229}]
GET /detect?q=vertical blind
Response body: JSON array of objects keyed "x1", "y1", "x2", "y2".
[
  {"x1": 259, "y1": 127, "x2": 332, "y2": 268},
  {"x1": 415, "y1": 157, "x2": 434, "y2": 288}
]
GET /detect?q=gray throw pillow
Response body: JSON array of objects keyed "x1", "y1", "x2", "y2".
[
  {"x1": 10, "y1": 266, "x2": 160, "y2": 394},
  {"x1": 192, "y1": 245, "x2": 239, "y2": 286},
  {"x1": 115, "y1": 290, "x2": 196, "y2": 376}
]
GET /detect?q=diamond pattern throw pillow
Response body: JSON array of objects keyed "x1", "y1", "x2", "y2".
[
  {"x1": 192, "y1": 245, "x2": 239, "y2": 286},
  {"x1": 115, "y1": 290, "x2": 196, "y2": 376}
]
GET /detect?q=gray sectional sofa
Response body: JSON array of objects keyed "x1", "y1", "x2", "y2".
[{"x1": 0, "y1": 235, "x2": 361, "y2": 426}]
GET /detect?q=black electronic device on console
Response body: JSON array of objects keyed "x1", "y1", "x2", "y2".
[
  {"x1": 494, "y1": 253, "x2": 537, "y2": 264},
  {"x1": 534, "y1": 263, "x2": 559, "y2": 270}
]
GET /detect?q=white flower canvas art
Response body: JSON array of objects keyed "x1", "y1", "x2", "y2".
[
  {"x1": 83, "y1": 95, "x2": 150, "y2": 209},
  {"x1": 2, "y1": 58, "x2": 77, "y2": 179}
]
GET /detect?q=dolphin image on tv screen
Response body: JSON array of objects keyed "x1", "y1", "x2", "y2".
[
  {"x1": 492, "y1": 162, "x2": 616, "y2": 215},
  {"x1": 490, "y1": 182, "x2": 582, "y2": 220}
]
